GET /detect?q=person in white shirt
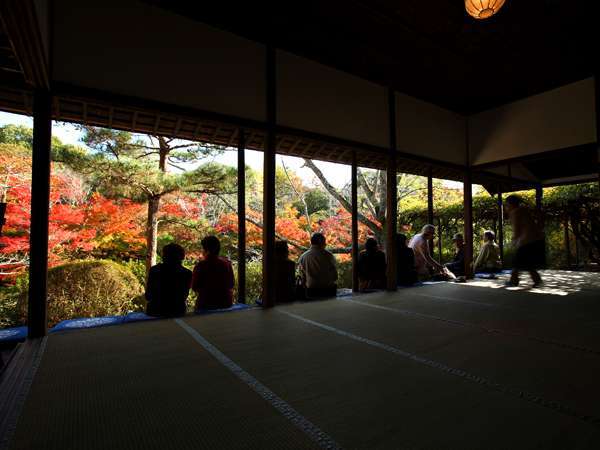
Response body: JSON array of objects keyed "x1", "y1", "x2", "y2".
[
  {"x1": 298, "y1": 232, "x2": 338, "y2": 298},
  {"x1": 408, "y1": 224, "x2": 444, "y2": 279}
]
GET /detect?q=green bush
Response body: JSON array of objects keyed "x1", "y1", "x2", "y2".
[
  {"x1": 244, "y1": 259, "x2": 263, "y2": 304},
  {"x1": 17, "y1": 259, "x2": 144, "y2": 327}
]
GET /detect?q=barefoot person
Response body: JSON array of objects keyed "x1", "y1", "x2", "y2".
[{"x1": 505, "y1": 195, "x2": 545, "y2": 287}]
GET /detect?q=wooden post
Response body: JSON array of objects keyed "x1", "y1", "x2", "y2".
[
  {"x1": 437, "y1": 218, "x2": 443, "y2": 264},
  {"x1": 497, "y1": 189, "x2": 504, "y2": 266},
  {"x1": 564, "y1": 219, "x2": 572, "y2": 268},
  {"x1": 28, "y1": 90, "x2": 52, "y2": 338},
  {"x1": 386, "y1": 88, "x2": 398, "y2": 291},
  {"x1": 262, "y1": 45, "x2": 276, "y2": 308},
  {"x1": 427, "y1": 169, "x2": 434, "y2": 257},
  {"x1": 351, "y1": 151, "x2": 359, "y2": 292},
  {"x1": 535, "y1": 184, "x2": 546, "y2": 268},
  {"x1": 237, "y1": 129, "x2": 246, "y2": 303},
  {"x1": 463, "y1": 170, "x2": 474, "y2": 279},
  {"x1": 0, "y1": 202, "x2": 6, "y2": 236},
  {"x1": 463, "y1": 119, "x2": 474, "y2": 279}
]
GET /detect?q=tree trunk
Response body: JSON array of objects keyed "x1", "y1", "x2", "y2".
[{"x1": 145, "y1": 195, "x2": 161, "y2": 275}]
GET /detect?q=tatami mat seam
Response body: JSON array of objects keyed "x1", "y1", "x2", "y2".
[{"x1": 175, "y1": 318, "x2": 342, "y2": 450}]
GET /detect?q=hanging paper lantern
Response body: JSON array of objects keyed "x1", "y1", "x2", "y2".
[{"x1": 465, "y1": 0, "x2": 506, "y2": 20}]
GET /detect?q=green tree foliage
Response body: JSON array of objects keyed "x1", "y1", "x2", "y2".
[{"x1": 67, "y1": 127, "x2": 237, "y2": 273}]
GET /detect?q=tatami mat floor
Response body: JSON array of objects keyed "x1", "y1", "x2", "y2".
[{"x1": 5, "y1": 271, "x2": 600, "y2": 449}]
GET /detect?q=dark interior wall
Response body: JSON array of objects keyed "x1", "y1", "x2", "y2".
[
  {"x1": 277, "y1": 50, "x2": 389, "y2": 148},
  {"x1": 52, "y1": 0, "x2": 267, "y2": 121},
  {"x1": 469, "y1": 78, "x2": 597, "y2": 166},
  {"x1": 396, "y1": 92, "x2": 466, "y2": 165}
]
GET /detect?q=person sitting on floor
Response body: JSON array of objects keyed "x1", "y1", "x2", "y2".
[
  {"x1": 274, "y1": 240, "x2": 296, "y2": 303},
  {"x1": 408, "y1": 224, "x2": 444, "y2": 280},
  {"x1": 145, "y1": 243, "x2": 192, "y2": 317},
  {"x1": 474, "y1": 230, "x2": 502, "y2": 274},
  {"x1": 357, "y1": 237, "x2": 387, "y2": 291},
  {"x1": 397, "y1": 233, "x2": 418, "y2": 286},
  {"x1": 192, "y1": 235, "x2": 235, "y2": 310},
  {"x1": 444, "y1": 233, "x2": 465, "y2": 277},
  {"x1": 298, "y1": 232, "x2": 338, "y2": 298}
]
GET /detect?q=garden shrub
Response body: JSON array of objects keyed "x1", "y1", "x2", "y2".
[{"x1": 18, "y1": 259, "x2": 144, "y2": 327}]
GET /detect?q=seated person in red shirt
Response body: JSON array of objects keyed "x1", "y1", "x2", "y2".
[
  {"x1": 145, "y1": 243, "x2": 192, "y2": 317},
  {"x1": 192, "y1": 236, "x2": 235, "y2": 311}
]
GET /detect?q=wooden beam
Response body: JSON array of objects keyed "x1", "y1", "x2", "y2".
[
  {"x1": 27, "y1": 89, "x2": 51, "y2": 338},
  {"x1": 351, "y1": 151, "x2": 359, "y2": 293},
  {"x1": 237, "y1": 129, "x2": 246, "y2": 304},
  {"x1": 262, "y1": 45, "x2": 277, "y2": 308},
  {"x1": 0, "y1": 0, "x2": 49, "y2": 88},
  {"x1": 386, "y1": 88, "x2": 397, "y2": 291}
]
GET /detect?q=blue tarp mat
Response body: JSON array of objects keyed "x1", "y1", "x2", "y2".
[
  {"x1": 475, "y1": 270, "x2": 512, "y2": 279},
  {"x1": 195, "y1": 303, "x2": 252, "y2": 315},
  {"x1": 50, "y1": 315, "x2": 125, "y2": 332},
  {"x1": 0, "y1": 326, "x2": 27, "y2": 343},
  {"x1": 123, "y1": 312, "x2": 158, "y2": 323}
]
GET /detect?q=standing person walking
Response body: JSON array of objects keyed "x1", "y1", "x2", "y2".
[{"x1": 505, "y1": 195, "x2": 545, "y2": 287}]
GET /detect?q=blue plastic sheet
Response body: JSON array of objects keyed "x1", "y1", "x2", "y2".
[
  {"x1": 0, "y1": 326, "x2": 27, "y2": 343},
  {"x1": 123, "y1": 312, "x2": 158, "y2": 323},
  {"x1": 195, "y1": 303, "x2": 251, "y2": 315},
  {"x1": 475, "y1": 269, "x2": 512, "y2": 279},
  {"x1": 50, "y1": 316, "x2": 124, "y2": 333}
]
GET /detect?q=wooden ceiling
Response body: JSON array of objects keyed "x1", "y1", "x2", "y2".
[{"x1": 147, "y1": 0, "x2": 599, "y2": 114}]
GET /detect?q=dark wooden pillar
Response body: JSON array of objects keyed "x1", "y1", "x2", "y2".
[
  {"x1": 351, "y1": 151, "x2": 359, "y2": 292},
  {"x1": 28, "y1": 90, "x2": 52, "y2": 338},
  {"x1": 427, "y1": 169, "x2": 434, "y2": 257},
  {"x1": 386, "y1": 88, "x2": 398, "y2": 291},
  {"x1": 564, "y1": 219, "x2": 572, "y2": 268},
  {"x1": 262, "y1": 46, "x2": 276, "y2": 308},
  {"x1": 437, "y1": 218, "x2": 443, "y2": 264},
  {"x1": 463, "y1": 118, "x2": 474, "y2": 279},
  {"x1": 497, "y1": 189, "x2": 504, "y2": 266},
  {"x1": 0, "y1": 202, "x2": 6, "y2": 236},
  {"x1": 535, "y1": 185, "x2": 543, "y2": 212},
  {"x1": 535, "y1": 184, "x2": 546, "y2": 268},
  {"x1": 463, "y1": 170, "x2": 474, "y2": 279},
  {"x1": 237, "y1": 129, "x2": 246, "y2": 303}
]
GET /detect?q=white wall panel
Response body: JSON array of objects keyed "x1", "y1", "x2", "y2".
[
  {"x1": 277, "y1": 50, "x2": 389, "y2": 148},
  {"x1": 53, "y1": 0, "x2": 266, "y2": 121},
  {"x1": 470, "y1": 78, "x2": 596, "y2": 165},
  {"x1": 396, "y1": 93, "x2": 466, "y2": 165}
]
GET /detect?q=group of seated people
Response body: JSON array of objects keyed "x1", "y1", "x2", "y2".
[
  {"x1": 407, "y1": 224, "x2": 502, "y2": 281},
  {"x1": 145, "y1": 235, "x2": 235, "y2": 318},
  {"x1": 145, "y1": 225, "x2": 503, "y2": 316}
]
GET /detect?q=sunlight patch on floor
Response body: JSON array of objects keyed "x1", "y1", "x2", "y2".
[{"x1": 465, "y1": 270, "x2": 600, "y2": 297}]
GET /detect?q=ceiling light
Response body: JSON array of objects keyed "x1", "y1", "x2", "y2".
[{"x1": 465, "y1": 0, "x2": 506, "y2": 20}]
